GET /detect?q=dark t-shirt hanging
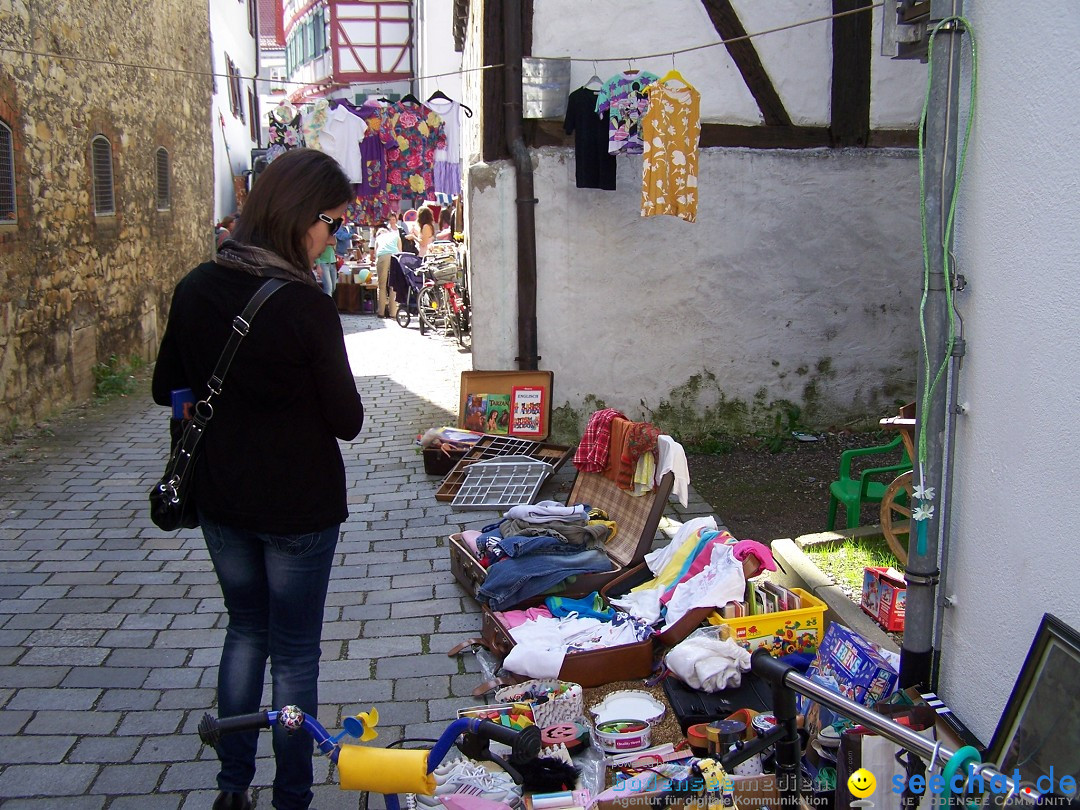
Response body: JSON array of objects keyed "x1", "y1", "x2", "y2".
[{"x1": 563, "y1": 87, "x2": 617, "y2": 191}]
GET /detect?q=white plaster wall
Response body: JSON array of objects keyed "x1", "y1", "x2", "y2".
[
  {"x1": 937, "y1": 1, "x2": 1080, "y2": 746},
  {"x1": 469, "y1": 146, "x2": 921, "y2": 424},
  {"x1": 532, "y1": 0, "x2": 924, "y2": 127},
  {"x1": 415, "y1": 0, "x2": 462, "y2": 106},
  {"x1": 209, "y1": 0, "x2": 259, "y2": 220}
]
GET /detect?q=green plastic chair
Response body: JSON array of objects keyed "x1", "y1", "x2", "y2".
[{"x1": 826, "y1": 435, "x2": 912, "y2": 530}]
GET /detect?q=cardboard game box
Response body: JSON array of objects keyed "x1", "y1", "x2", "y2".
[
  {"x1": 797, "y1": 623, "x2": 899, "y2": 737},
  {"x1": 861, "y1": 566, "x2": 906, "y2": 632}
]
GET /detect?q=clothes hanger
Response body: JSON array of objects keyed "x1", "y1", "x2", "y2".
[
  {"x1": 658, "y1": 53, "x2": 689, "y2": 88},
  {"x1": 426, "y1": 88, "x2": 473, "y2": 118},
  {"x1": 584, "y1": 61, "x2": 603, "y2": 90},
  {"x1": 400, "y1": 88, "x2": 421, "y2": 105}
]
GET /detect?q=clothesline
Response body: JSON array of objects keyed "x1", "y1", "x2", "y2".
[
  {"x1": 0, "y1": 2, "x2": 884, "y2": 90},
  {"x1": 532, "y1": 1, "x2": 884, "y2": 65}
]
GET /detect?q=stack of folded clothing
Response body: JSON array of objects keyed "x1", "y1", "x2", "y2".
[{"x1": 457, "y1": 502, "x2": 618, "y2": 610}]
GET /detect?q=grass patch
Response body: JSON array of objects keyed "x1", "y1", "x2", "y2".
[
  {"x1": 802, "y1": 535, "x2": 903, "y2": 594},
  {"x1": 93, "y1": 354, "x2": 145, "y2": 402}
]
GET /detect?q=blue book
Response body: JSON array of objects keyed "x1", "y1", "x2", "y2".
[{"x1": 171, "y1": 388, "x2": 194, "y2": 420}]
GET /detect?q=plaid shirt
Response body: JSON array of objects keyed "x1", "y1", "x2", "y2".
[{"x1": 572, "y1": 408, "x2": 627, "y2": 472}]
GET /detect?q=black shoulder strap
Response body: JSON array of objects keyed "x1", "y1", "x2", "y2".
[
  {"x1": 207, "y1": 278, "x2": 289, "y2": 397},
  {"x1": 164, "y1": 279, "x2": 289, "y2": 485}
]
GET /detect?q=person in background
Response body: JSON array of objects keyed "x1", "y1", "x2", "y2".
[
  {"x1": 374, "y1": 210, "x2": 402, "y2": 319},
  {"x1": 415, "y1": 205, "x2": 436, "y2": 257},
  {"x1": 398, "y1": 208, "x2": 419, "y2": 255},
  {"x1": 334, "y1": 221, "x2": 354, "y2": 261},
  {"x1": 215, "y1": 214, "x2": 236, "y2": 250},
  {"x1": 315, "y1": 242, "x2": 337, "y2": 296},
  {"x1": 436, "y1": 207, "x2": 453, "y2": 241},
  {"x1": 152, "y1": 148, "x2": 364, "y2": 810}
]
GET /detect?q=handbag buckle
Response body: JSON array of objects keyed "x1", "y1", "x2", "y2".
[{"x1": 232, "y1": 315, "x2": 251, "y2": 336}]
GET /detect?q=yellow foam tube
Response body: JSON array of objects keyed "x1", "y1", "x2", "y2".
[{"x1": 337, "y1": 745, "x2": 436, "y2": 795}]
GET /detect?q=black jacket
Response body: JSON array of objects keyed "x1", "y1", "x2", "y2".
[{"x1": 152, "y1": 262, "x2": 364, "y2": 533}]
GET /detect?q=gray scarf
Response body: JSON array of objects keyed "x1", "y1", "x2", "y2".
[{"x1": 216, "y1": 238, "x2": 320, "y2": 289}]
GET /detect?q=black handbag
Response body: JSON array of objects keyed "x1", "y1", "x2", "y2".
[{"x1": 149, "y1": 278, "x2": 288, "y2": 531}]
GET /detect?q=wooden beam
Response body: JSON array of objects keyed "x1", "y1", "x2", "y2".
[
  {"x1": 867, "y1": 129, "x2": 918, "y2": 148},
  {"x1": 700, "y1": 0, "x2": 791, "y2": 127},
  {"x1": 830, "y1": 0, "x2": 873, "y2": 147},
  {"x1": 699, "y1": 124, "x2": 830, "y2": 149},
  {"x1": 482, "y1": 0, "x2": 507, "y2": 161},
  {"x1": 523, "y1": 121, "x2": 915, "y2": 150}
]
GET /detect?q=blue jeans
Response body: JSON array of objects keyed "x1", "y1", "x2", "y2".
[
  {"x1": 478, "y1": 548, "x2": 611, "y2": 610},
  {"x1": 201, "y1": 515, "x2": 339, "y2": 809}
]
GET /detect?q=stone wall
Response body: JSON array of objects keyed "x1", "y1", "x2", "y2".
[{"x1": 0, "y1": 0, "x2": 214, "y2": 428}]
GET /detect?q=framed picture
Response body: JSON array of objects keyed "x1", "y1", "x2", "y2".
[
  {"x1": 986, "y1": 613, "x2": 1080, "y2": 795},
  {"x1": 509, "y1": 386, "x2": 545, "y2": 438}
]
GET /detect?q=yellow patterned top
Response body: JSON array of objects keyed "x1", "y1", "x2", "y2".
[{"x1": 640, "y1": 80, "x2": 701, "y2": 223}]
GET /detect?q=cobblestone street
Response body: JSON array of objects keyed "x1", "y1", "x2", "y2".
[{"x1": 0, "y1": 312, "x2": 712, "y2": 807}]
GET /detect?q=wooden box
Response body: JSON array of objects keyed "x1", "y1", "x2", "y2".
[{"x1": 459, "y1": 370, "x2": 554, "y2": 441}]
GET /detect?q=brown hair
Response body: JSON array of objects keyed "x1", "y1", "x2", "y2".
[
  {"x1": 417, "y1": 206, "x2": 435, "y2": 232},
  {"x1": 230, "y1": 148, "x2": 353, "y2": 272}
]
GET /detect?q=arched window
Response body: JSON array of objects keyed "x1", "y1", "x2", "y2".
[
  {"x1": 0, "y1": 118, "x2": 14, "y2": 224},
  {"x1": 155, "y1": 147, "x2": 171, "y2": 211},
  {"x1": 91, "y1": 135, "x2": 115, "y2": 216}
]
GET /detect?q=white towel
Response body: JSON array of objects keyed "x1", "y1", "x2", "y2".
[{"x1": 655, "y1": 435, "x2": 691, "y2": 507}]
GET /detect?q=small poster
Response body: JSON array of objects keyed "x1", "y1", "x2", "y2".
[{"x1": 510, "y1": 386, "x2": 546, "y2": 437}]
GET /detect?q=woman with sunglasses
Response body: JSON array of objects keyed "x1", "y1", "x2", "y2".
[{"x1": 152, "y1": 148, "x2": 364, "y2": 810}]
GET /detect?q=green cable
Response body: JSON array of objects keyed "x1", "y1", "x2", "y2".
[
  {"x1": 942, "y1": 745, "x2": 982, "y2": 803},
  {"x1": 915, "y1": 16, "x2": 977, "y2": 555}
]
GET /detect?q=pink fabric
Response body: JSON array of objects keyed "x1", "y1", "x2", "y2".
[
  {"x1": 439, "y1": 794, "x2": 515, "y2": 810},
  {"x1": 460, "y1": 530, "x2": 483, "y2": 558},
  {"x1": 731, "y1": 539, "x2": 777, "y2": 572},
  {"x1": 495, "y1": 606, "x2": 553, "y2": 629}
]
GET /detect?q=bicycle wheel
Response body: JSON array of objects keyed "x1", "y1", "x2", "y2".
[{"x1": 418, "y1": 286, "x2": 442, "y2": 334}]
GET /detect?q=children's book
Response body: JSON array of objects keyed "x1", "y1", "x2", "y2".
[
  {"x1": 509, "y1": 385, "x2": 546, "y2": 437},
  {"x1": 463, "y1": 394, "x2": 489, "y2": 432},
  {"x1": 483, "y1": 394, "x2": 511, "y2": 435}
]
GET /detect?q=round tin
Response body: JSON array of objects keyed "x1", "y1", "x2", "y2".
[{"x1": 594, "y1": 718, "x2": 651, "y2": 753}]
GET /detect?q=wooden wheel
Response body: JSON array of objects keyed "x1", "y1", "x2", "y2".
[{"x1": 880, "y1": 470, "x2": 914, "y2": 565}]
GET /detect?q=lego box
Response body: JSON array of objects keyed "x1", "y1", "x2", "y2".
[
  {"x1": 861, "y1": 566, "x2": 906, "y2": 632},
  {"x1": 796, "y1": 623, "x2": 899, "y2": 737}
]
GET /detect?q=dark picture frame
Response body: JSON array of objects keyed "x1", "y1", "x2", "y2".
[{"x1": 987, "y1": 613, "x2": 1080, "y2": 794}]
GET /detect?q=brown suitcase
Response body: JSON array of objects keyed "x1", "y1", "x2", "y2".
[
  {"x1": 468, "y1": 560, "x2": 717, "y2": 690},
  {"x1": 448, "y1": 469, "x2": 676, "y2": 606}
]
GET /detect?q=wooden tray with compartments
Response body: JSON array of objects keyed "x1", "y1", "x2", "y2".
[{"x1": 434, "y1": 435, "x2": 573, "y2": 502}]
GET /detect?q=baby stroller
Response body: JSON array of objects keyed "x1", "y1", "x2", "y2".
[{"x1": 387, "y1": 253, "x2": 427, "y2": 332}]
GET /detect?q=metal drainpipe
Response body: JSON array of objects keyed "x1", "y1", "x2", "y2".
[
  {"x1": 502, "y1": 0, "x2": 540, "y2": 371},
  {"x1": 901, "y1": 0, "x2": 964, "y2": 691}
]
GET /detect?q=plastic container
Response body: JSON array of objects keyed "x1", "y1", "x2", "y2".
[
  {"x1": 594, "y1": 719, "x2": 650, "y2": 753},
  {"x1": 707, "y1": 588, "x2": 827, "y2": 656}
]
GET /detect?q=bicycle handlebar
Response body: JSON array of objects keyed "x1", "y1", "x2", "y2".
[
  {"x1": 198, "y1": 706, "x2": 542, "y2": 783},
  {"x1": 198, "y1": 711, "x2": 271, "y2": 746}
]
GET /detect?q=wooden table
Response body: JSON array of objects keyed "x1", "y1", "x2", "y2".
[{"x1": 334, "y1": 280, "x2": 378, "y2": 314}]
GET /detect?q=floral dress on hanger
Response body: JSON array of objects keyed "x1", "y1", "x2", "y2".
[
  {"x1": 640, "y1": 79, "x2": 701, "y2": 223},
  {"x1": 383, "y1": 100, "x2": 446, "y2": 209},
  {"x1": 266, "y1": 108, "x2": 305, "y2": 163}
]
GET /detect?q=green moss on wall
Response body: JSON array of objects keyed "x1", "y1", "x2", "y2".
[{"x1": 552, "y1": 357, "x2": 898, "y2": 450}]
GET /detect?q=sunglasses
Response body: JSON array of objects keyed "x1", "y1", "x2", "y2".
[{"x1": 317, "y1": 213, "x2": 344, "y2": 234}]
